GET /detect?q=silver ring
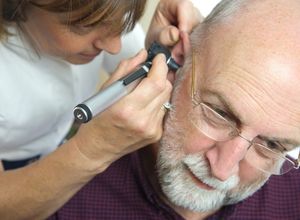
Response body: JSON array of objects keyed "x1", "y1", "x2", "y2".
[{"x1": 162, "y1": 102, "x2": 173, "y2": 111}]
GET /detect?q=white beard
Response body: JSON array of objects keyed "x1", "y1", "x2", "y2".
[{"x1": 158, "y1": 151, "x2": 239, "y2": 212}]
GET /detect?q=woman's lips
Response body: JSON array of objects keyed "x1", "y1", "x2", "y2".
[{"x1": 80, "y1": 51, "x2": 101, "y2": 59}]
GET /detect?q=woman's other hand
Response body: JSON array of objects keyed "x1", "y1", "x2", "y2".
[{"x1": 145, "y1": 0, "x2": 203, "y2": 49}]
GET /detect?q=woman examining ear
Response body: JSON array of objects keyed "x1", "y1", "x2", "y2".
[{"x1": 0, "y1": 0, "x2": 201, "y2": 218}]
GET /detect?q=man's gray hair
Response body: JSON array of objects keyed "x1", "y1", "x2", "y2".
[
  {"x1": 190, "y1": 0, "x2": 247, "y2": 54},
  {"x1": 205, "y1": 0, "x2": 247, "y2": 25}
]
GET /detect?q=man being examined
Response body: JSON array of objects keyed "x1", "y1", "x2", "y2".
[{"x1": 50, "y1": 0, "x2": 300, "y2": 219}]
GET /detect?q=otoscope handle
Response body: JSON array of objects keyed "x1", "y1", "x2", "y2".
[
  {"x1": 73, "y1": 80, "x2": 128, "y2": 123},
  {"x1": 73, "y1": 42, "x2": 181, "y2": 123},
  {"x1": 73, "y1": 62, "x2": 152, "y2": 123}
]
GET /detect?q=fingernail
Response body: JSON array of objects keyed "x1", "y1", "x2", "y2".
[
  {"x1": 170, "y1": 28, "x2": 179, "y2": 43},
  {"x1": 159, "y1": 53, "x2": 166, "y2": 62}
]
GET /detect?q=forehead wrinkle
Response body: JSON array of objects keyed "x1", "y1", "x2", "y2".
[
  {"x1": 201, "y1": 64, "x2": 271, "y2": 125},
  {"x1": 230, "y1": 64, "x2": 300, "y2": 130}
]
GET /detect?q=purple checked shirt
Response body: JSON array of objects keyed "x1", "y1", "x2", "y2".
[{"x1": 49, "y1": 150, "x2": 300, "y2": 220}]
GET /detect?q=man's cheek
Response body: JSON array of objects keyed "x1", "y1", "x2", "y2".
[{"x1": 238, "y1": 160, "x2": 267, "y2": 185}]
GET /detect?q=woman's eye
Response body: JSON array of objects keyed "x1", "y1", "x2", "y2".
[{"x1": 70, "y1": 25, "x2": 93, "y2": 35}]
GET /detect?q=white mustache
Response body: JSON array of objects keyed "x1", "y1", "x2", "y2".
[{"x1": 183, "y1": 154, "x2": 239, "y2": 191}]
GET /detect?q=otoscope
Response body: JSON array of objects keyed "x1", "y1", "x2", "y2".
[{"x1": 73, "y1": 42, "x2": 181, "y2": 123}]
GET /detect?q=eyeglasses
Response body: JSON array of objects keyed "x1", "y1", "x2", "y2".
[{"x1": 188, "y1": 50, "x2": 300, "y2": 175}]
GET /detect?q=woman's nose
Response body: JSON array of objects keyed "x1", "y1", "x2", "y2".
[{"x1": 94, "y1": 35, "x2": 122, "y2": 54}]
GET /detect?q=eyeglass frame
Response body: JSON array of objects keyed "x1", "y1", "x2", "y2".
[{"x1": 189, "y1": 49, "x2": 300, "y2": 175}]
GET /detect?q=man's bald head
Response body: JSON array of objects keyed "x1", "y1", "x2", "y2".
[{"x1": 192, "y1": 0, "x2": 300, "y2": 62}]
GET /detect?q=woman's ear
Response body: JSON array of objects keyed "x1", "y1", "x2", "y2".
[{"x1": 171, "y1": 31, "x2": 191, "y2": 66}]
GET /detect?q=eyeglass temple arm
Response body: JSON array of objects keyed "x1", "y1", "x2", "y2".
[{"x1": 191, "y1": 49, "x2": 196, "y2": 101}]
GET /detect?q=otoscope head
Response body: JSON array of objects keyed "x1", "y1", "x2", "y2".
[{"x1": 147, "y1": 42, "x2": 181, "y2": 71}]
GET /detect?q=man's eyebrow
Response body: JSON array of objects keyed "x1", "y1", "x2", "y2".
[
  {"x1": 201, "y1": 89, "x2": 244, "y2": 122},
  {"x1": 201, "y1": 90, "x2": 300, "y2": 149}
]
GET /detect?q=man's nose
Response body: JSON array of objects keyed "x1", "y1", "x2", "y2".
[
  {"x1": 205, "y1": 137, "x2": 249, "y2": 181},
  {"x1": 94, "y1": 35, "x2": 122, "y2": 54}
]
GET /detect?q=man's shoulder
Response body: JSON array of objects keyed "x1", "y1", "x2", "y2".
[
  {"x1": 90, "y1": 153, "x2": 137, "y2": 187},
  {"x1": 233, "y1": 169, "x2": 300, "y2": 219}
]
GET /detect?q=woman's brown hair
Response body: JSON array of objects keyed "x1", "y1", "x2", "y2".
[
  {"x1": 1, "y1": 0, "x2": 146, "y2": 39},
  {"x1": 0, "y1": 0, "x2": 5, "y2": 38}
]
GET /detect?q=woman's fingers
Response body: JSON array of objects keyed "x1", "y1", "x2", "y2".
[{"x1": 101, "y1": 49, "x2": 148, "y2": 89}]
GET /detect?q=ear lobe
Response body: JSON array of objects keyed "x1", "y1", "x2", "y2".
[{"x1": 171, "y1": 31, "x2": 191, "y2": 66}]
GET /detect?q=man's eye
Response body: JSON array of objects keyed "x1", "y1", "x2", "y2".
[
  {"x1": 201, "y1": 104, "x2": 232, "y2": 127},
  {"x1": 266, "y1": 141, "x2": 278, "y2": 149},
  {"x1": 257, "y1": 139, "x2": 285, "y2": 153},
  {"x1": 214, "y1": 108, "x2": 231, "y2": 120},
  {"x1": 266, "y1": 141, "x2": 286, "y2": 153}
]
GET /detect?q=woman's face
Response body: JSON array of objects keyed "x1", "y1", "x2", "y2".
[{"x1": 23, "y1": 6, "x2": 122, "y2": 64}]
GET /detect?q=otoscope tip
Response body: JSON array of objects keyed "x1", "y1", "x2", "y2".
[
  {"x1": 168, "y1": 58, "x2": 180, "y2": 71},
  {"x1": 147, "y1": 42, "x2": 181, "y2": 71}
]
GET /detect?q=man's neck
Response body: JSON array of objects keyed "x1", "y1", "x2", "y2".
[{"x1": 139, "y1": 145, "x2": 218, "y2": 220}]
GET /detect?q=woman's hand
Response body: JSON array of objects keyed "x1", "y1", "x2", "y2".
[
  {"x1": 73, "y1": 50, "x2": 172, "y2": 170},
  {"x1": 145, "y1": 0, "x2": 203, "y2": 49}
]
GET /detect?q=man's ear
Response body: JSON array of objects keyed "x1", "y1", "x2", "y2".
[{"x1": 171, "y1": 31, "x2": 191, "y2": 66}]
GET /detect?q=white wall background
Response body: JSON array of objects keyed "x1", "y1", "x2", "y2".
[{"x1": 140, "y1": 0, "x2": 159, "y2": 32}]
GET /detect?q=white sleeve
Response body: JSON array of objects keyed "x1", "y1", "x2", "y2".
[{"x1": 102, "y1": 23, "x2": 145, "y2": 74}]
